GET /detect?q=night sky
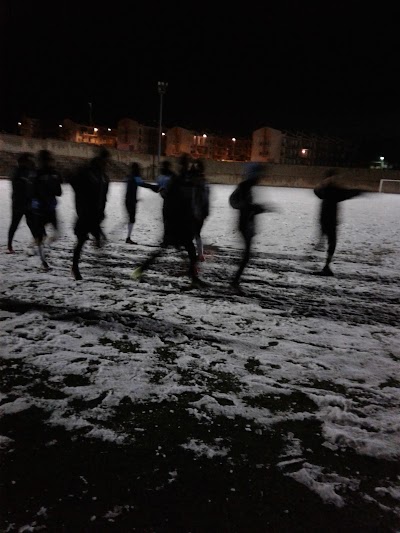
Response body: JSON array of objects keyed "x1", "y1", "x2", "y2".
[{"x1": 1, "y1": 1, "x2": 399, "y2": 162}]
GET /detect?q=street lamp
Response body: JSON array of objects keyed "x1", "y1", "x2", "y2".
[
  {"x1": 380, "y1": 156, "x2": 385, "y2": 169},
  {"x1": 232, "y1": 137, "x2": 236, "y2": 160},
  {"x1": 157, "y1": 81, "x2": 168, "y2": 168},
  {"x1": 88, "y1": 102, "x2": 93, "y2": 126}
]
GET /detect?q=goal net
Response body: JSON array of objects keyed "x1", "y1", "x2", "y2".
[{"x1": 379, "y1": 179, "x2": 400, "y2": 193}]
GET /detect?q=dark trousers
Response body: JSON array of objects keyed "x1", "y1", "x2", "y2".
[
  {"x1": 233, "y1": 236, "x2": 252, "y2": 283},
  {"x1": 322, "y1": 224, "x2": 337, "y2": 265},
  {"x1": 140, "y1": 239, "x2": 198, "y2": 278},
  {"x1": 72, "y1": 218, "x2": 102, "y2": 270},
  {"x1": 8, "y1": 208, "x2": 35, "y2": 247},
  {"x1": 31, "y1": 210, "x2": 57, "y2": 244}
]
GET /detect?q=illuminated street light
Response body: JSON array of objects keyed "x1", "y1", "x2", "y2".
[
  {"x1": 94, "y1": 127, "x2": 98, "y2": 133},
  {"x1": 157, "y1": 81, "x2": 168, "y2": 169},
  {"x1": 58, "y1": 124, "x2": 62, "y2": 128},
  {"x1": 232, "y1": 137, "x2": 236, "y2": 160},
  {"x1": 380, "y1": 156, "x2": 385, "y2": 169}
]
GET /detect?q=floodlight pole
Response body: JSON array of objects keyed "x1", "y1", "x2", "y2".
[
  {"x1": 88, "y1": 102, "x2": 93, "y2": 126},
  {"x1": 157, "y1": 81, "x2": 168, "y2": 169}
]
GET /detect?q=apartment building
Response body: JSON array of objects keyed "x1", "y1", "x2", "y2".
[
  {"x1": 16, "y1": 115, "x2": 355, "y2": 166},
  {"x1": 165, "y1": 127, "x2": 251, "y2": 161},
  {"x1": 62, "y1": 119, "x2": 117, "y2": 148}
]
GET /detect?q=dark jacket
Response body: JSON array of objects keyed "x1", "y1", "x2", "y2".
[
  {"x1": 10, "y1": 165, "x2": 34, "y2": 211},
  {"x1": 125, "y1": 174, "x2": 159, "y2": 213},
  {"x1": 163, "y1": 173, "x2": 196, "y2": 246},
  {"x1": 231, "y1": 179, "x2": 265, "y2": 241},
  {"x1": 70, "y1": 160, "x2": 107, "y2": 223},
  {"x1": 31, "y1": 166, "x2": 62, "y2": 214},
  {"x1": 314, "y1": 182, "x2": 363, "y2": 230},
  {"x1": 191, "y1": 175, "x2": 210, "y2": 227}
]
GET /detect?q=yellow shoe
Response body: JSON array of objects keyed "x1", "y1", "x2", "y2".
[{"x1": 131, "y1": 266, "x2": 143, "y2": 280}]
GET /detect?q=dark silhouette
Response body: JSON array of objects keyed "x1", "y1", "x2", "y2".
[
  {"x1": 125, "y1": 162, "x2": 159, "y2": 244},
  {"x1": 98, "y1": 148, "x2": 110, "y2": 243},
  {"x1": 156, "y1": 160, "x2": 177, "y2": 243},
  {"x1": 190, "y1": 159, "x2": 210, "y2": 261},
  {"x1": 132, "y1": 154, "x2": 204, "y2": 287},
  {"x1": 7, "y1": 152, "x2": 36, "y2": 253},
  {"x1": 156, "y1": 160, "x2": 176, "y2": 194},
  {"x1": 69, "y1": 147, "x2": 110, "y2": 280},
  {"x1": 229, "y1": 163, "x2": 271, "y2": 287},
  {"x1": 30, "y1": 150, "x2": 62, "y2": 269},
  {"x1": 314, "y1": 169, "x2": 364, "y2": 276}
]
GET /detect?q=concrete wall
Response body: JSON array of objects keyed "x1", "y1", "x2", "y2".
[
  {"x1": 0, "y1": 133, "x2": 399, "y2": 191},
  {"x1": 0, "y1": 133, "x2": 153, "y2": 165}
]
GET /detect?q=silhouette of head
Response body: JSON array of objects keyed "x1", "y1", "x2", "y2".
[
  {"x1": 324, "y1": 168, "x2": 338, "y2": 178},
  {"x1": 131, "y1": 162, "x2": 141, "y2": 176},
  {"x1": 18, "y1": 152, "x2": 33, "y2": 167},
  {"x1": 38, "y1": 149, "x2": 53, "y2": 168},
  {"x1": 323, "y1": 168, "x2": 339, "y2": 185},
  {"x1": 178, "y1": 153, "x2": 191, "y2": 175},
  {"x1": 192, "y1": 159, "x2": 205, "y2": 176},
  {"x1": 91, "y1": 147, "x2": 110, "y2": 171},
  {"x1": 98, "y1": 147, "x2": 110, "y2": 160},
  {"x1": 244, "y1": 162, "x2": 265, "y2": 183},
  {"x1": 160, "y1": 160, "x2": 172, "y2": 175}
]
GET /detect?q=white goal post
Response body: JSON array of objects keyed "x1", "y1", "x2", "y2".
[{"x1": 379, "y1": 179, "x2": 400, "y2": 193}]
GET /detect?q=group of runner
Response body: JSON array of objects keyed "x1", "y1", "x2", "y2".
[{"x1": 6, "y1": 147, "x2": 364, "y2": 284}]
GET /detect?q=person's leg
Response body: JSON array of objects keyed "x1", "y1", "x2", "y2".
[
  {"x1": 37, "y1": 238, "x2": 49, "y2": 269},
  {"x1": 232, "y1": 236, "x2": 251, "y2": 286},
  {"x1": 126, "y1": 223, "x2": 134, "y2": 241},
  {"x1": 142, "y1": 248, "x2": 164, "y2": 271},
  {"x1": 72, "y1": 218, "x2": 90, "y2": 279},
  {"x1": 314, "y1": 224, "x2": 325, "y2": 251},
  {"x1": 126, "y1": 210, "x2": 136, "y2": 243},
  {"x1": 90, "y1": 220, "x2": 103, "y2": 248},
  {"x1": 131, "y1": 247, "x2": 165, "y2": 280},
  {"x1": 25, "y1": 210, "x2": 36, "y2": 241},
  {"x1": 46, "y1": 211, "x2": 59, "y2": 242},
  {"x1": 98, "y1": 214, "x2": 107, "y2": 242},
  {"x1": 32, "y1": 213, "x2": 49, "y2": 269},
  {"x1": 35, "y1": 225, "x2": 49, "y2": 269},
  {"x1": 194, "y1": 220, "x2": 205, "y2": 261},
  {"x1": 72, "y1": 235, "x2": 86, "y2": 280},
  {"x1": 184, "y1": 240, "x2": 199, "y2": 279},
  {"x1": 195, "y1": 234, "x2": 204, "y2": 261},
  {"x1": 7, "y1": 208, "x2": 24, "y2": 252},
  {"x1": 47, "y1": 210, "x2": 58, "y2": 231},
  {"x1": 321, "y1": 227, "x2": 336, "y2": 275}
]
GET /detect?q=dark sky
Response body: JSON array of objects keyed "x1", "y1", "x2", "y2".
[{"x1": 1, "y1": 1, "x2": 399, "y2": 160}]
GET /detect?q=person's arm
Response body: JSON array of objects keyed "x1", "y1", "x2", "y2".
[
  {"x1": 142, "y1": 181, "x2": 160, "y2": 192},
  {"x1": 135, "y1": 176, "x2": 159, "y2": 192},
  {"x1": 336, "y1": 187, "x2": 364, "y2": 202}
]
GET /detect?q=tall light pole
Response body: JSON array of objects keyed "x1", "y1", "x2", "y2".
[
  {"x1": 157, "y1": 81, "x2": 168, "y2": 169},
  {"x1": 88, "y1": 102, "x2": 93, "y2": 127}
]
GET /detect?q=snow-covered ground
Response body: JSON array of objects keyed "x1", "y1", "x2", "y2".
[{"x1": 1, "y1": 180, "x2": 399, "y2": 531}]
